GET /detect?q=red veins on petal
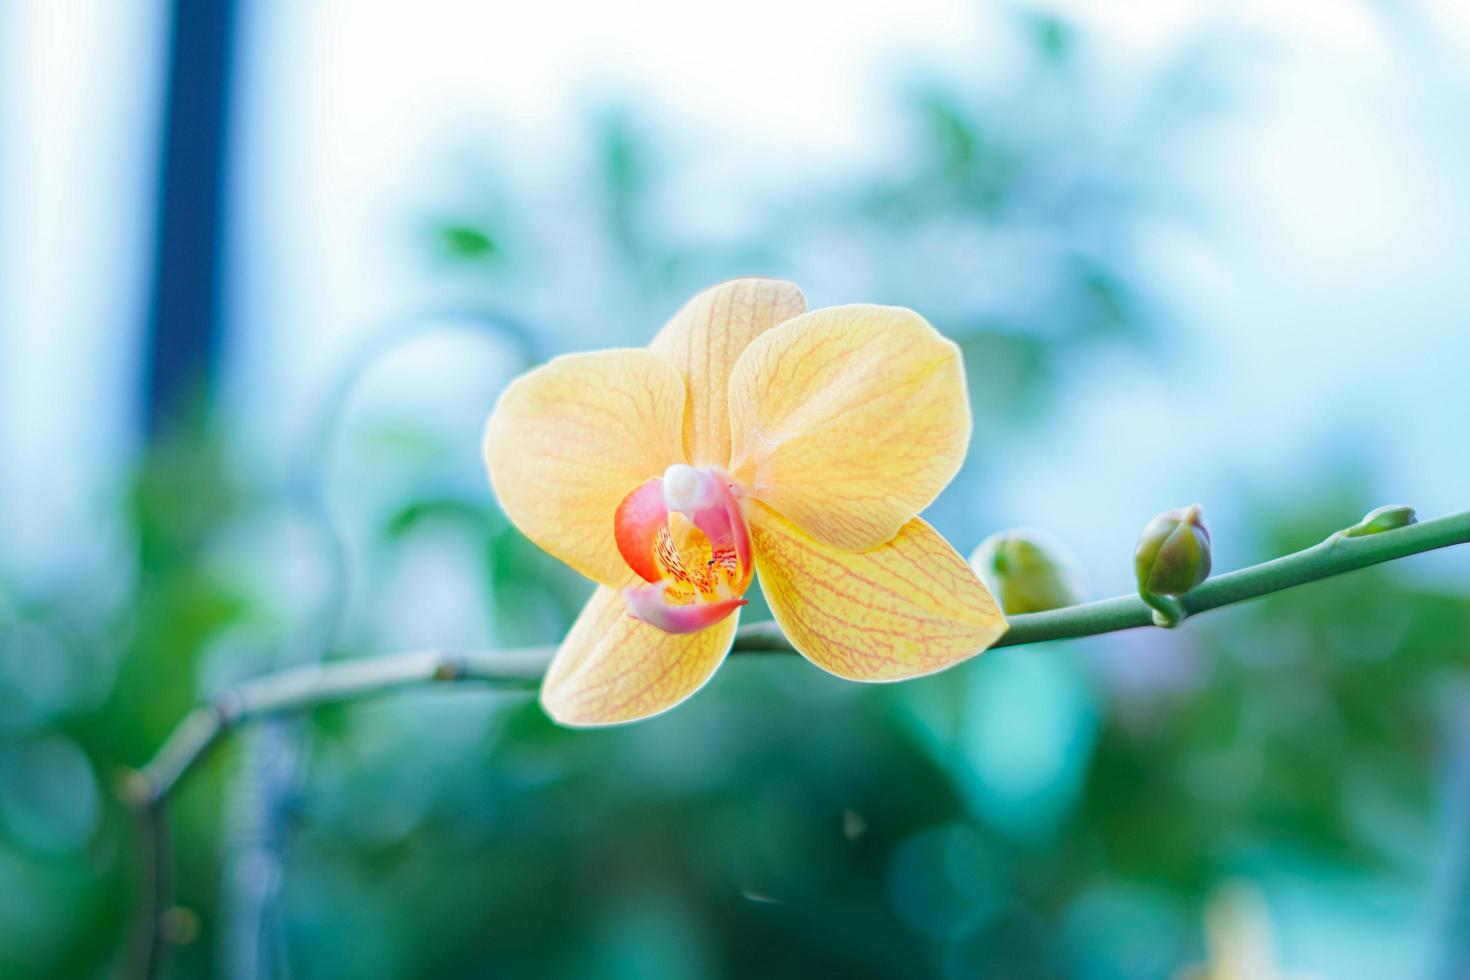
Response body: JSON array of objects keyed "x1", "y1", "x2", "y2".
[{"x1": 612, "y1": 465, "x2": 753, "y2": 633}]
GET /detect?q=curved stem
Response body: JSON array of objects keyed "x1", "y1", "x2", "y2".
[
  {"x1": 122, "y1": 649, "x2": 548, "y2": 812},
  {"x1": 126, "y1": 507, "x2": 1470, "y2": 813},
  {"x1": 120, "y1": 507, "x2": 1470, "y2": 978}
]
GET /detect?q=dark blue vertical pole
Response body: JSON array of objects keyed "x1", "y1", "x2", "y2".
[{"x1": 142, "y1": 0, "x2": 239, "y2": 435}]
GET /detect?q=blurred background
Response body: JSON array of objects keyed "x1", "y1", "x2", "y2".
[{"x1": 2, "y1": 0, "x2": 1469, "y2": 977}]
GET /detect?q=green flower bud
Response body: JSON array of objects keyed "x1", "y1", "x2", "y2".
[
  {"x1": 970, "y1": 528, "x2": 1084, "y2": 614},
  {"x1": 1135, "y1": 504, "x2": 1212, "y2": 598},
  {"x1": 1339, "y1": 504, "x2": 1416, "y2": 538}
]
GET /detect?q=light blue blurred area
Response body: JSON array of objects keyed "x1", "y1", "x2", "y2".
[
  {"x1": 2, "y1": 2, "x2": 1470, "y2": 978},
  {"x1": 0, "y1": 0, "x2": 166, "y2": 580},
  {"x1": 957, "y1": 647, "x2": 1101, "y2": 839},
  {"x1": 893, "y1": 646, "x2": 1102, "y2": 841}
]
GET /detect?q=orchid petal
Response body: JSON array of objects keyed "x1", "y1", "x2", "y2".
[
  {"x1": 649, "y1": 278, "x2": 806, "y2": 468},
  {"x1": 727, "y1": 305, "x2": 971, "y2": 552},
  {"x1": 542, "y1": 585, "x2": 740, "y2": 726},
  {"x1": 748, "y1": 501, "x2": 1006, "y2": 681},
  {"x1": 483, "y1": 350, "x2": 686, "y2": 587}
]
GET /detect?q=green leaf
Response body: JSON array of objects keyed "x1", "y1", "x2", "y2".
[{"x1": 438, "y1": 223, "x2": 497, "y2": 258}]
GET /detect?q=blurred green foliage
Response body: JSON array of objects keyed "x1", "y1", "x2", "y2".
[{"x1": 1, "y1": 11, "x2": 1465, "y2": 980}]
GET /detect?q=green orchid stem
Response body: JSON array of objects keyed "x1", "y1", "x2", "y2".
[
  {"x1": 994, "y1": 506, "x2": 1470, "y2": 646},
  {"x1": 122, "y1": 507, "x2": 1470, "y2": 978},
  {"x1": 127, "y1": 508, "x2": 1470, "y2": 810}
]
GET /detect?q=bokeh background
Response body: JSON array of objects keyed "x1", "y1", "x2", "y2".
[{"x1": 3, "y1": 1, "x2": 1469, "y2": 977}]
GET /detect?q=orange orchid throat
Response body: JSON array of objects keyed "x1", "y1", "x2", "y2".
[{"x1": 614, "y1": 464, "x2": 753, "y2": 634}]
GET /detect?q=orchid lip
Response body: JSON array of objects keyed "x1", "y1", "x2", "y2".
[
  {"x1": 623, "y1": 585, "x2": 746, "y2": 634},
  {"x1": 614, "y1": 465, "x2": 753, "y2": 634}
]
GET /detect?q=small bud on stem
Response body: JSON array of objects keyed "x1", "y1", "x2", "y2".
[
  {"x1": 970, "y1": 528, "x2": 1084, "y2": 614},
  {"x1": 1135, "y1": 504, "x2": 1212, "y2": 627},
  {"x1": 1335, "y1": 504, "x2": 1417, "y2": 540}
]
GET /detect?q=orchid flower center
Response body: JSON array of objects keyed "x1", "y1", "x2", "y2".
[{"x1": 614, "y1": 464, "x2": 753, "y2": 634}]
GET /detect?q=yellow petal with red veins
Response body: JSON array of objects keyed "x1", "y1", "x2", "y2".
[
  {"x1": 727, "y1": 305, "x2": 971, "y2": 552},
  {"x1": 649, "y1": 278, "x2": 806, "y2": 468},
  {"x1": 748, "y1": 501, "x2": 1005, "y2": 681},
  {"x1": 541, "y1": 584, "x2": 740, "y2": 726},
  {"x1": 483, "y1": 350, "x2": 686, "y2": 588}
]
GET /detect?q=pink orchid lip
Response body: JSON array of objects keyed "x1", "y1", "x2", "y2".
[
  {"x1": 614, "y1": 477, "x2": 669, "y2": 584},
  {"x1": 613, "y1": 464, "x2": 754, "y2": 634},
  {"x1": 622, "y1": 584, "x2": 746, "y2": 634}
]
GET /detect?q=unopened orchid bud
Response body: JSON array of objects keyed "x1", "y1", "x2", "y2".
[
  {"x1": 1135, "y1": 504, "x2": 1212, "y2": 599},
  {"x1": 970, "y1": 528, "x2": 1084, "y2": 614}
]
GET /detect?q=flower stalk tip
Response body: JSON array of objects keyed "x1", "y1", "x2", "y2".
[{"x1": 1335, "y1": 504, "x2": 1417, "y2": 541}]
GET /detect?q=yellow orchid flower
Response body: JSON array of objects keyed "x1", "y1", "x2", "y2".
[{"x1": 483, "y1": 278, "x2": 1007, "y2": 726}]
